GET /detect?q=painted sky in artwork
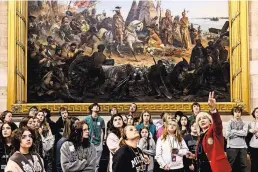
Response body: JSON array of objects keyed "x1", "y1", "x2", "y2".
[{"x1": 61, "y1": 0, "x2": 228, "y2": 18}]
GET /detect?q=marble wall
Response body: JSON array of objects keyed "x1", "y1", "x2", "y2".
[
  {"x1": 0, "y1": 1, "x2": 257, "y2": 122},
  {"x1": 0, "y1": 1, "x2": 8, "y2": 112}
]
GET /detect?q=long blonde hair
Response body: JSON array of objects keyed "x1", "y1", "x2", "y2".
[{"x1": 161, "y1": 119, "x2": 182, "y2": 142}]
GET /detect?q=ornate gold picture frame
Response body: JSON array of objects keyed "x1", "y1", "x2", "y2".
[{"x1": 7, "y1": 1, "x2": 250, "y2": 113}]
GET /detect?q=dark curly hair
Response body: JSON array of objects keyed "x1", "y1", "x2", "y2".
[
  {"x1": 109, "y1": 114, "x2": 126, "y2": 138},
  {"x1": 11, "y1": 127, "x2": 36, "y2": 153},
  {"x1": 68, "y1": 121, "x2": 90, "y2": 149}
]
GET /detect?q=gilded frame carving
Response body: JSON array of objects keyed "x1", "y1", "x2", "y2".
[{"x1": 7, "y1": 1, "x2": 250, "y2": 113}]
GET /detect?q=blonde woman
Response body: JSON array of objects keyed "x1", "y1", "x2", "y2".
[
  {"x1": 194, "y1": 92, "x2": 231, "y2": 172},
  {"x1": 155, "y1": 119, "x2": 189, "y2": 171},
  {"x1": 156, "y1": 112, "x2": 174, "y2": 139}
]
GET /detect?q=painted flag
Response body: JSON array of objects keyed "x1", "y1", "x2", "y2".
[{"x1": 73, "y1": 0, "x2": 97, "y2": 9}]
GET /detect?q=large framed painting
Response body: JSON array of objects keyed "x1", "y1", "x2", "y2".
[{"x1": 7, "y1": 0, "x2": 250, "y2": 113}]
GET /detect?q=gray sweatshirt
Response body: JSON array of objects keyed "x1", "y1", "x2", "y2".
[
  {"x1": 226, "y1": 119, "x2": 248, "y2": 148},
  {"x1": 138, "y1": 138, "x2": 156, "y2": 172},
  {"x1": 60, "y1": 141, "x2": 97, "y2": 172}
]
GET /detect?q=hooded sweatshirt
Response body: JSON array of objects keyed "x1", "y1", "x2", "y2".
[{"x1": 60, "y1": 141, "x2": 97, "y2": 172}]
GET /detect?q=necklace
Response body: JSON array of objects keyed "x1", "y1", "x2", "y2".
[{"x1": 128, "y1": 146, "x2": 146, "y2": 171}]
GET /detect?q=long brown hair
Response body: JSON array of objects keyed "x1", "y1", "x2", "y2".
[
  {"x1": 161, "y1": 119, "x2": 182, "y2": 142},
  {"x1": 139, "y1": 110, "x2": 153, "y2": 124}
]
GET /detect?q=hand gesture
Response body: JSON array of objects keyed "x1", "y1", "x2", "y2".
[
  {"x1": 143, "y1": 155, "x2": 150, "y2": 165},
  {"x1": 189, "y1": 164, "x2": 195, "y2": 171},
  {"x1": 208, "y1": 91, "x2": 216, "y2": 111},
  {"x1": 163, "y1": 164, "x2": 170, "y2": 171}
]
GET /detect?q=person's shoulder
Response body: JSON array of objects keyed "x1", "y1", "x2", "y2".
[
  {"x1": 84, "y1": 115, "x2": 91, "y2": 121},
  {"x1": 183, "y1": 134, "x2": 191, "y2": 140}
]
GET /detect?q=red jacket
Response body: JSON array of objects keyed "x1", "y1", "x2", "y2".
[{"x1": 197, "y1": 110, "x2": 232, "y2": 172}]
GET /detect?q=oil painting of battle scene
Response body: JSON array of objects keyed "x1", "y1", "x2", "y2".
[{"x1": 27, "y1": 0, "x2": 230, "y2": 103}]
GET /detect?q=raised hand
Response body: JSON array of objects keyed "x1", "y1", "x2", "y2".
[{"x1": 208, "y1": 91, "x2": 216, "y2": 111}]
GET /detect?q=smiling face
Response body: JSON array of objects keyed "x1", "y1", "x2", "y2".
[
  {"x1": 125, "y1": 126, "x2": 139, "y2": 140},
  {"x1": 2, "y1": 123, "x2": 12, "y2": 138},
  {"x1": 4, "y1": 113, "x2": 12, "y2": 122},
  {"x1": 113, "y1": 116, "x2": 123, "y2": 128},
  {"x1": 20, "y1": 130, "x2": 33, "y2": 149}
]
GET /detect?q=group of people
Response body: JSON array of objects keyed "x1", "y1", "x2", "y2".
[{"x1": 0, "y1": 91, "x2": 257, "y2": 172}]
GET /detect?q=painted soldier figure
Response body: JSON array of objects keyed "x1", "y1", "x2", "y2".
[
  {"x1": 113, "y1": 6, "x2": 125, "y2": 45},
  {"x1": 160, "y1": 9, "x2": 173, "y2": 47},
  {"x1": 180, "y1": 9, "x2": 190, "y2": 50},
  {"x1": 59, "y1": 16, "x2": 74, "y2": 42}
]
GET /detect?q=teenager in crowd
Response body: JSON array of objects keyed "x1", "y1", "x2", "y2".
[
  {"x1": 195, "y1": 92, "x2": 231, "y2": 172},
  {"x1": 0, "y1": 119, "x2": 3, "y2": 128},
  {"x1": 112, "y1": 125, "x2": 150, "y2": 172},
  {"x1": 138, "y1": 126, "x2": 156, "y2": 172},
  {"x1": 37, "y1": 110, "x2": 55, "y2": 172},
  {"x1": 155, "y1": 112, "x2": 165, "y2": 133},
  {"x1": 126, "y1": 114, "x2": 134, "y2": 126},
  {"x1": 19, "y1": 116, "x2": 34, "y2": 129},
  {"x1": 178, "y1": 114, "x2": 190, "y2": 136},
  {"x1": 122, "y1": 115, "x2": 127, "y2": 125},
  {"x1": 226, "y1": 106, "x2": 248, "y2": 172},
  {"x1": 5, "y1": 127, "x2": 45, "y2": 172},
  {"x1": 107, "y1": 114, "x2": 125, "y2": 172},
  {"x1": 42, "y1": 108, "x2": 58, "y2": 137},
  {"x1": 107, "y1": 107, "x2": 118, "y2": 133},
  {"x1": 0, "y1": 122, "x2": 15, "y2": 171},
  {"x1": 60, "y1": 121, "x2": 97, "y2": 172},
  {"x1": 56, "y1": 107, "x2": 69, "y2": 141},
  {"x1": 175, "y1": 111, "x2": 184, "y2": 123},
  {"x1": 183, "y1": 120, "x2": 199, "y2": 172},
  {"x1": 1, "y1": 110, "x2": 18, "y2": 130},
  {"x1": 155, "y1": 119, "x2": 189, "y2": 172},
  {"x1": 156, "y1": 112, "x2": 174, "y2": 139},
  {"x1": 128, "y1": 103, "x2": 140, "y2": 125},
  {"x1": 28, "y1": 106, "x2": 38, "y2": 117},
  {"x1": 189, "y1": 102, "x2": 200, "y2": 122},
  {"x1": 136, "y1": 110, "x2": 156, "y2": 140},
  {"x1": 84, "y1": 103, "x2": 105, "y2": 172},
  {"x1": 56, "y1": 117, "x2": 79, "y2": 172},
  {"x1": 248, "y1": 107, "x2": 258, "y2": 172},
  {"x1": 32, "y1": 116, "x2": 43, "y2": 157}
]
